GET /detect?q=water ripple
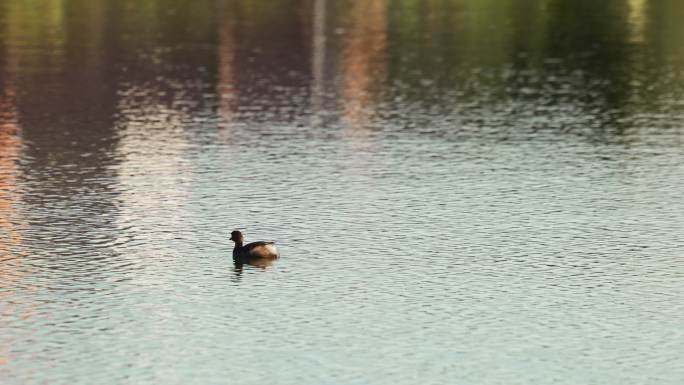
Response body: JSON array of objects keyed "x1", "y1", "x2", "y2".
[{"x1": 1, "y1": 1, "x2": 684, "y2": 384}]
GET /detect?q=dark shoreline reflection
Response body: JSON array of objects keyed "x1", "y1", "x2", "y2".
[
  {"x1": 210, "y1": 0, "x2": 684, "y2": 144},
  {"x1": 0, "y1": 1, "x2": 682, "y2": 148}
]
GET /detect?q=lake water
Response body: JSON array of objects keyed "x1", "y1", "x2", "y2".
[{"x1": 1, "y1": 1, "x2": 683, "y2": 384}]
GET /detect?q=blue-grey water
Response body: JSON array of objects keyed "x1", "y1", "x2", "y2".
[{"x1": 1, "y1": 1, "x2": 683, "y2": 384}]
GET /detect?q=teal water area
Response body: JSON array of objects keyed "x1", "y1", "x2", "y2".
[{"x1": 0, "y1": 1, "x2": 683, "y2": 384}]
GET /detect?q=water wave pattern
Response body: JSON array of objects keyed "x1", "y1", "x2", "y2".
[{"x1": 1, "y1": 1, "x2": 684, "y2": 384}]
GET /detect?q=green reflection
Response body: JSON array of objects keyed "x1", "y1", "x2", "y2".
[{"x1": 378, "y1": 0, "x2": 684, "y2": 136}]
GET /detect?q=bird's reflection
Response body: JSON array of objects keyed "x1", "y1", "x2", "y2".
[{"x1": 233, "y1": 257, "x2": 278, "y2": 276}]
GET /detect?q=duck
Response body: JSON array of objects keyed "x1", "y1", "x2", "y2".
[{"x1": 230, "y1": 230, "x2": 280, "y2": 262}]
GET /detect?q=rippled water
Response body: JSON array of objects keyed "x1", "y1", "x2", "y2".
[{"x1": 1, "y1": 1, "x2": 684, "y2": 384}]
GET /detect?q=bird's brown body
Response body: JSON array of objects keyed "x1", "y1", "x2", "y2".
[{"x1": 230, "y1": 230, "x2": 280, "y2": 262}]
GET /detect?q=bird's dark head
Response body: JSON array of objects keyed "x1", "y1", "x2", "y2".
[{"x1": 230, "y1": 230, "x2": 244, "y2": 244}]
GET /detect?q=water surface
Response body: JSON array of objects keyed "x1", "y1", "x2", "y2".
[{"x1": 1, "y1": 1, "x2": 683, "y2": 384}]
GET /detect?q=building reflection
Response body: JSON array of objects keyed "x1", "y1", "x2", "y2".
[
  {"x1": 0, "y1": 89, "x2": 24, "y2": 262},
  {"x1": 0, "y1": 49, "x2": 25, "y2": 374},
  {"x1": 216, "y1": 0, "x2": 313, "y2": 127},
  {"x1": 217, "y1": 2, "x2": 236, "y2": 129},
  {"x1": 628, "y1": 0, "x2": 648, "y2": 43},
  {"x1": 340, "y1": 0, "x2": 387, "y2": 130},
  {"x1": 112, "y1": 85, "x2": 194, "y2": 263},
  {"x1": 1, "y1": 0, "x2": 123, "y2": 262},
  {"x1": 110, "y1": 0, "x2": 217, "y2": 251},
  {"x1": 310, "y1": 0, "x2": 327, "y2": 125}
]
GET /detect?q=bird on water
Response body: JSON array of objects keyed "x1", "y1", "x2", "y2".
[{"x1": 230, "y1": 230, "x2": 280, "y2": 262}]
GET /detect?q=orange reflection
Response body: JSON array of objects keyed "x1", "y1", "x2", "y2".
[
  {"x1": 0, "y1": 88, "x2": 29, "y2": 368},
  {"x1": 0, "y1": 89, "x2": 23, "y2": 263},
  {"x1": 340, "y1": 0, "x2": 387, "y2": 129}
]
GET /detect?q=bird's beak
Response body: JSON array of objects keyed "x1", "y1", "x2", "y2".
[{"x1": 229, "y1": 235, "x2": 233, "y2": 240}]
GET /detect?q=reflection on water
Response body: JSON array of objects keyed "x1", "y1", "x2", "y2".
[
  {"x1": 1, "y1": 1, "x2": 684, "y2": 384},
  {"x1": 340, "y1": 0, "x2": 386, "y2": 128},
  {"x1": 0, "y1": 89, "x2": 21, "y2": 262}
]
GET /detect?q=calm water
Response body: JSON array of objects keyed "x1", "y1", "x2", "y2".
[{"x1": 1, "y1": 1, "x2": 684, "y2": 384}]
